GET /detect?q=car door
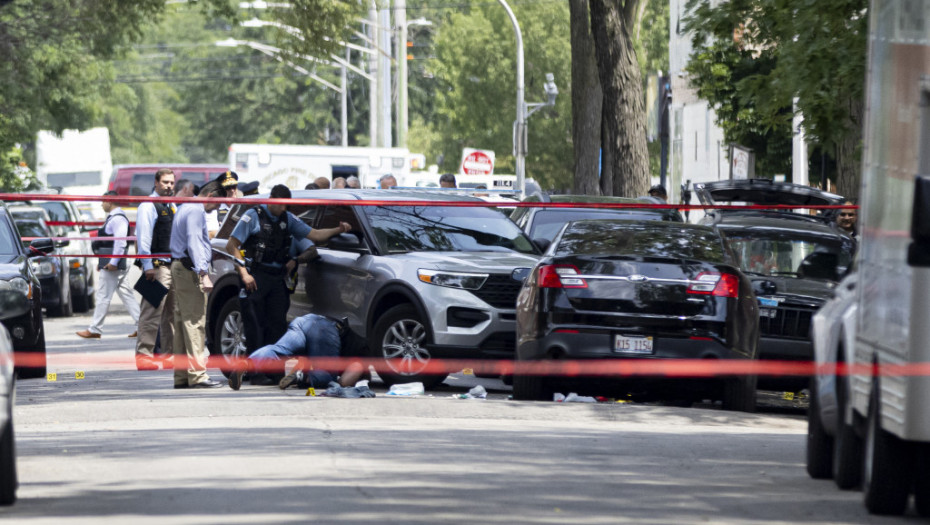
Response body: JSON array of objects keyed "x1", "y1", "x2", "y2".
[{"x1": 302, "y1": 204, "x2": 375, "y2": 333}]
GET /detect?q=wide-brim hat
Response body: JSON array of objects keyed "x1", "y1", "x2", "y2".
[{"x1": 197, "y1": 171, "x2": 237, "y2": 197}]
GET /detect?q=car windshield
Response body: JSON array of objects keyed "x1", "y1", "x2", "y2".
[
  {"x1": 724, "y1": 231, "x2": 853, "y2": 279},
  {"x1": 530, "y1": 209, "x2": 676, "y2": 241},
  {"x1": 556, "y1": 221, "x2": 728, "y2": 262},
  {"x1": 15, "y1": 221, "x2": 48, "y2": 247},
  {"x1": 36, "y1": 202, "x2": 71, "y2": 236},
  {"x1": 367, "y1": 205, "x2": 536, "y2": 254},
  {"x1": 0, "y1": 219, "x2": 17, "y2": 254}
]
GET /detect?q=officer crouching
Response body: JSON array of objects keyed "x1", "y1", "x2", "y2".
[{"x1": 225, "y1": 184, "x2": 351, "y2": 362}]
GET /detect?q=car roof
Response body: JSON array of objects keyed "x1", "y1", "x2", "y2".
[
  {"x1": 274, "y1": 189, "x2": 487, "y2": 203},
  {"x1": 712, "y1": 212, "x2": 845, "y2": 236},
  {"x1": 8, "y1": 205, "x2": 50, "y2": 214},
  {"x1": 526, "y1": 193, "x2": 657, "y2": 204},
  {"x1": 694, "y1": 179, "x2": 846, "y2": 207},
  {"x1": 113, "y1": 163, "x2": 228, "y2": 169}
]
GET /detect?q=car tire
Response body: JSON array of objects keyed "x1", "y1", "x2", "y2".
[
  {"x1": 915, "y1": 445, "x2": 930, "y2": 517},
  {"x1": 73, "y1": 272, "x2": 92, "y2": 313},
  {"x1": 806, "y1": 379, "x2": 834, "y2": 479},
  {"x1": 512, "y1": 373, "x2": 549, "y2": 401},
  {"x1": 370, "y1": 304, "x2": 446, "y2": 389},
  {"x1": 16, "y1": 329, "x2": 46, "y2": 380},
  {"x1": 863, "y1": 380, "x2": 911, "y2": 515},
  {"x1": 47, "y1": 284, "x2": 72, "y2": 318},
  {"x1": 832, "y1": 373, "x2": 862, "y2": 489},
  {"x1": 721, "y1": 373, "x2": 756, "y2": 412},
  {"x1": 212, "y1": 297, "x2": 247, "y2": 378},
  {"x1": 0, "y1": 417, "x2": 16, "y2": 506}
]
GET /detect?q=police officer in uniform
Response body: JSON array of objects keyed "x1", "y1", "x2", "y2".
[{"x1": 225, "y1": 184, "x2": 351, "y2": 359}]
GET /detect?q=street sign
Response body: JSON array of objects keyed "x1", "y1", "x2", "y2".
[{"x1": 460, "y1": 148, "x2": 495, "y2": 176}]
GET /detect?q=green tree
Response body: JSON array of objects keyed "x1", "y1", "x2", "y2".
[
  {"x1": 684, "y1": 0, "x2": 868, "y2": 198},
  {"x1": 0, "y1": 145, "x2": 40, "y2": 192},
  {"x1": 426, "y1": 1, "x2": 573, "y2": 189}
]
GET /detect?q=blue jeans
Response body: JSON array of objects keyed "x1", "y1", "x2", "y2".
[{"x1": 249, "y1": 314, "x2": 341, "y2": 385}]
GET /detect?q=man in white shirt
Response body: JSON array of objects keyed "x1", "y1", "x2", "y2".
[
  {"x1": 77, "y1": 192, "x2": 140, "y2": 339},
  {"x1": 133, "y1": 168, "x2": 176, "y2": 371}
]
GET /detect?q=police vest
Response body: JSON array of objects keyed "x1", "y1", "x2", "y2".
[
  {"x1": 242, "y1": 207, "x2": 291, "y2": 270},
  {"x1": 91, "y1": 210, "x2": 129, "y2": 270},
  {"x1": 150, "y1": 202, "x2": 174, "y2": 255}
]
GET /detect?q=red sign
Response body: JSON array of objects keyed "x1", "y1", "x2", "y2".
[{"x1": 461, "y1": 151, "x2": 494, "y2": 175}]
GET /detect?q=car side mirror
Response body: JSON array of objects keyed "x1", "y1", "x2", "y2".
[
  {"x1": 752, "y1": 279, "x2": 777, "y2": 296},
  {"x1": 908, "y1": 175, "x2": 930, "y2": 267},
  {"x1": 28, "y1": 238, "x2": 54, "y2": 256},
  {"x1": 327, "y1": 233, "x2": 370, "y2": 254},
  {"x1": 0, "y1": 290, "x2": 30, "y2": 320},
  {"x1": 55, "y1": 239, "x2": 70, "y2": 249},
  {"x1": 533, "y1": 237, "x2": 551, "y2": 253}
]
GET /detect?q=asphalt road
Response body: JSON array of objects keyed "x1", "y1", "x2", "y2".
[{"x1": 2, "y1": 306, "x2": 925, "y2": 524}]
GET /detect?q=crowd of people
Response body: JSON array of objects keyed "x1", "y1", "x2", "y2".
[{"x1": 76, "y1": 169, "x2": 358, "y2": 390}]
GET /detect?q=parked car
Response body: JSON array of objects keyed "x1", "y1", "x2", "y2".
[
  {"x1": 513, "y1": 219, "x2": 759, "y2": 411},
  {"x1": 0, "y1": 289, "x2": 33, "y2": 505},
  {"x1": 806, "y1": 272, "x2": 861, "y2": 489},
  {"x1": 19, "y1": 190, "x2": 96, "y2": 312},
  {"x1": 12, "y1": 218, "x2": 72, "y2": 317},
  {"x1": 206, "y1": 189, "x2": 541, "y2": 388},
  {"x1": 0, "y1": 207, "x2": 51, "y2": 379},
  {"x1": 509, "y1": 194, "x2": 683, "y2": 248},
  {"x1": 695, "y1": 179, "x2": 855, "y2": 391}
]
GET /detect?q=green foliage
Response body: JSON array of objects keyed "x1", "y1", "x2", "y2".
[
  {"x1": 684, "y1": 0, "x2": 867, "y2": 178},
  {"x1": 0, "y1": 145, "x2": 40, "y2": 193},
  {"x1": 427, "y1": 1, "x2": 573, "y2": 189}
]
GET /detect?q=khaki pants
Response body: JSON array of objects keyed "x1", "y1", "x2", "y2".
[
  {"x1": 170, "y1": 261, "x2": 209, "y2": 386},
  {"x1": 135, "y1": 264, "x2": 174, "y2": 358}
]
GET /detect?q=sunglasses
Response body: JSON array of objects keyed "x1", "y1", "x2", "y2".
[{"x1": 839, "y1": 213, "x2": 856, "y2": 217}]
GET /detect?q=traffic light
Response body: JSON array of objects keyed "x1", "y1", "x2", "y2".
[{"x1": 406, "y1": 41, "x2": 414, "y2": 60}]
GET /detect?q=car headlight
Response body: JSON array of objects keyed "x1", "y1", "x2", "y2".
[
  {"x1": 417, "y1": 269, "x2": 488, "y2": 290},
  {"x1": 0, "y1": 277, "x2": 31, "y2": 299},
  {"x1": 30, "y1": 260, "x2": 56, "y2": 277}
]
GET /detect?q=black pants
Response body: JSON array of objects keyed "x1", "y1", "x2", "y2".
[{"x1": 240, "y1": 270, "x2": 290, "y2": 355}]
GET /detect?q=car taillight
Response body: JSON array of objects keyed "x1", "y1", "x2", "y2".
[
  {"x1": 538, "y1": 264, "x2": 587, "y2": 289},
  {"x1": 687, "y1": 272, "x2": 739, "y2": 298}
]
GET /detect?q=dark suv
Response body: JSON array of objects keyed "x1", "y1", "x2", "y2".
[
  {"x1": 0, "y1": 206, "x2": 52, "y2": 379},
  {"x1": 206, "y1": 190, "x2": 540, "y2": 387},
  {"x1": 696, "y1": 179, "x2": 855, "y2": 390},
  {"x1": 509, "y1": 194, "x2": 682, "y2": 248}
]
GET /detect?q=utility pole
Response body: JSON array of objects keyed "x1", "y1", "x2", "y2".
[
  {"x1": 368, "y1": 1, "x2": 379, "y2": 147},
  {"x1": 379, "y1": 2, "x2": 393, "y2": 148},
  {"x1": 395, "y1": 0, "x2": 407, "y2": 148}
]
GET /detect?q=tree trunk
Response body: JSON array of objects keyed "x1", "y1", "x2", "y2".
[
  {"x1": 600, "y1": 116, "x2": 614, "y2": 195},
  {"x1": 589, "y1": 0, "x2": 650, "y2": 197},
  {"x1": 570, "y1": 0, "x2": 602, "y2": 196},
  {"x1": 834, "y1": 95, "x2": 863, "y2": 201}
]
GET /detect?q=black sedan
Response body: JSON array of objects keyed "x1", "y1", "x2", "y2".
[
  {"x1": 0, "y1": 208, "x2": 51, "y2": 379},
  {"x1": 13, "y1": 218, "x2": 72, "y2": 317},
  {"x1": 514, "y1": 220, "x2": 759, "y2": 411}
]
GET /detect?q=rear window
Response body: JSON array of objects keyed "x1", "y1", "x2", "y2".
[
  {"x1": 556, "y1": 221, "x2": 728, "y2": 262},
  {"x1": 529, "y1": 208, "x2": 678, "y2": 242}
]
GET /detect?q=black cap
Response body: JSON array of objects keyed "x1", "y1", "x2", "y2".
[
  {"x1": 648, "y1": 184, "x2": 667, "y2": 197},
  {"x1": 239, "y1": 180, "x2": 259, "y2": 195},
  {"x1": 218, "y1": 170, "x2": 239, "y2": 189}
]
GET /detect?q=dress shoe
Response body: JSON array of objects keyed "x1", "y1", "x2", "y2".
[
  {"x1": 127, "y1": 331, "x2": 137, "y2": 338},
  {"x1": 136, "y1": 356, "x2": 159, "y2": 371},
  {"x1": 76, "y1": 330, "x2": 101, "y2": 339},
  {"x1": 188, "y1": 379, "x2": 225, "y2": 389}
]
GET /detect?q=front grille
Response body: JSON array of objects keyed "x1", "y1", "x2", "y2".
[
  {"x1": 760, "y1": 305, "x2": 815, "y2": 339},
  {"x1": 469, "y1": 274, "x2": 522, "y2": 309}
]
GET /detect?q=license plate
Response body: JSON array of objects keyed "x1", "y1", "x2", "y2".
[
  {"x1": 614, "y1": 335, "x2": 653, "y2": 354},
  {"x1": 760, "y1": 308, "x2": 778, "y2": 318}
]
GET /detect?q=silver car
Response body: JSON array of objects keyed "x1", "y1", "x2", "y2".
[{"x1": 207, "y1": 190, "x2": 540, "y2": 388}]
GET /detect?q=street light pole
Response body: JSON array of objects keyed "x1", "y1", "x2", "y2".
[
  {"x1": 496, "y1": 0, "x2": 526, "y2": 197},
  {"x1": 395, "y1": 0, "x2": 407, "y2": 148}
]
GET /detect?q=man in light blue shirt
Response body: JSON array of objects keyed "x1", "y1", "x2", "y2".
[{"x1": 169, "y1": 180, "x2": 225, "y2": 389}]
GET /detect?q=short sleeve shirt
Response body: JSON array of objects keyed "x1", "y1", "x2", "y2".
[{"x1": 230, "y1": 205, "x2": 313, "y2": 267}]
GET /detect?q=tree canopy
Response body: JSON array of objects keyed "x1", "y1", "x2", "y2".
[{"x1": 684, "y1": 0, "x2": 868, "y2": 197}]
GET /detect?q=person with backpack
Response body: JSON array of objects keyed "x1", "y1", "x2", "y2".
[{"x1": 76, "y1": 191, "x2": 140, "y2": 340}]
